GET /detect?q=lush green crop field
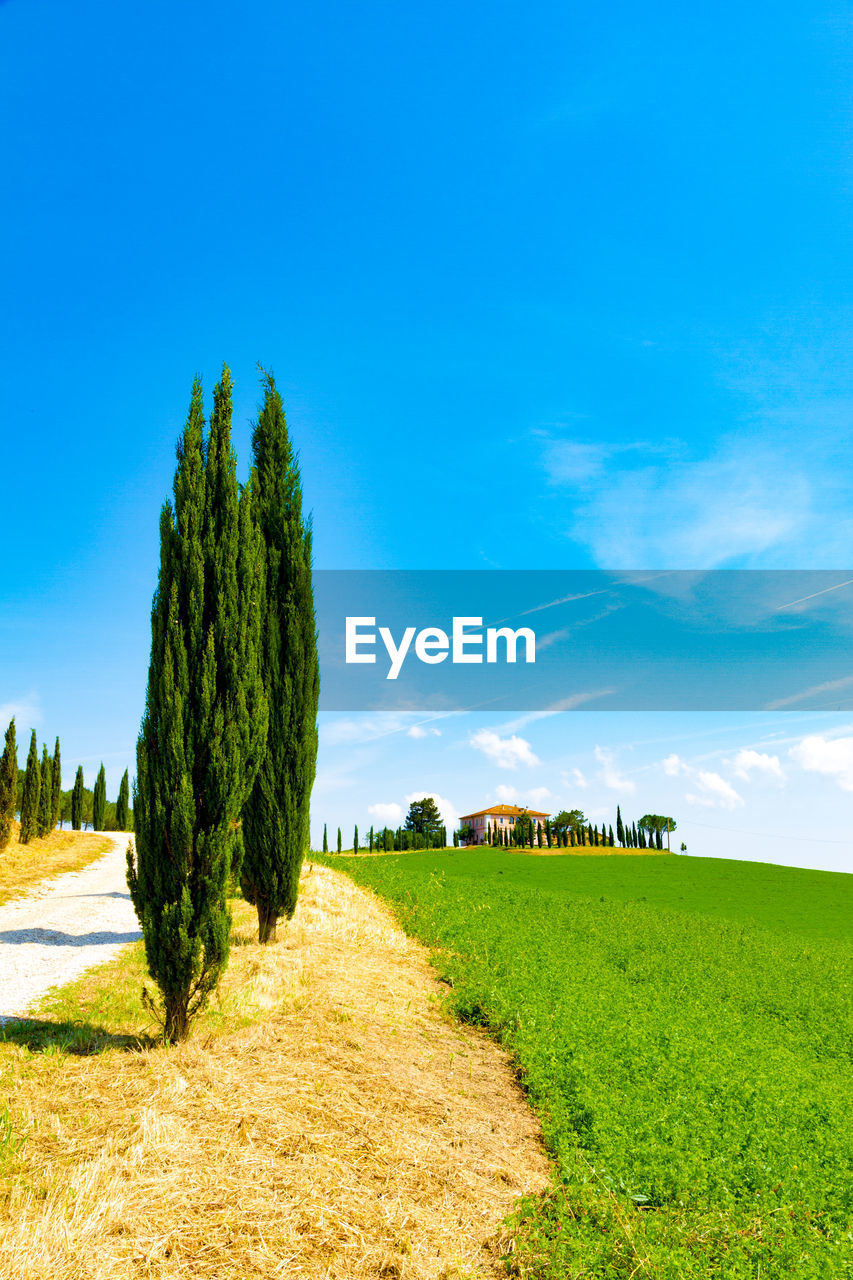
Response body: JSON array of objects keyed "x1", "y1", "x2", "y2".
[{"x1": 329, "y1": 851, "x2": 853, "y2": 1278}]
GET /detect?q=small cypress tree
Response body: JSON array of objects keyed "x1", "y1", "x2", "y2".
[
  {"x1": 369, "y1": 825, "x2": 374, "y2": 852},
  {"x1": 37, "y1": 744, "x2": 52, "y2": 837},
  {"x1": 115, "y1": 769, "x2": 130, "y2": 831},
  {"x1": 353, "y1": 824, "x2": 359, "y2": 853},
  {"x1": 322, "y1": 823, "x2": 328, "y2": 853},
  {"x1": 453, "y1": 829, "x2": 459, "y2": 847},
  {"x1": 20, "y1": 730, "x2": 40, "y2": 844},
  {"x1": 337, "y1": 827, "x2": 342, "y2": 853},
  {"x1": 0, "y1": 719, "x2": 17, "y2": 851},
  {"x1": 128, "y1": 369, "x2": 267, "y2": 1043},
  {"x1": 71, "y1": 765, "x2": 84, "y2": 830},
  {"x1": 608, "y1": 824, "x2": 614, "y2": 847},
  {"x1": 92, "y1": 763, "x2": 106, "y2": 832},
  {"x1": 50, "y1": 737, "x2": 62, "y2": 832}
]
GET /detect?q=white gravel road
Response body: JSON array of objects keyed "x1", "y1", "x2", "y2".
[{"x1": 0, "y1": 833, "x2": 142, "y2": 1022}]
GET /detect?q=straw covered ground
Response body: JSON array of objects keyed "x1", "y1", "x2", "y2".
[
  {"x1": 0, "y1": 864, "x2": 549, "y2": 1279},
  {"x1": 0, "y1": 823, "x2": 112, "y2": 906}
]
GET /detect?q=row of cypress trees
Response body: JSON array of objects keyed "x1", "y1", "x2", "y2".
[
  {"x1": 128, "y1": 367, "x2": 318, "y2": 1044},
  {"x1": 0, "y1": 717, "x2": 134, "y2": 851},
  {"x1": 320, "y1": 823, "x2": 450, "y2": 854}
]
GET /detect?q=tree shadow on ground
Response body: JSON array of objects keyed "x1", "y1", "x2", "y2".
[
  {"x1": 0, "y1": 927, "x2": 141, "y2": 946},
  {"x1": 0, "y1": 1015, "x2": 158, "y2": 1054}
]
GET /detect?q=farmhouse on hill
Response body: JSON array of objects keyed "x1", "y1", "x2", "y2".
[{"x1": 459, "y1": 803, "x2": 550, "y2": 846}]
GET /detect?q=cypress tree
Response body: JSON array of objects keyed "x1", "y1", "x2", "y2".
[
  {"x1": 92, "y1": 762, "x2": 106, "y2": 832},
  {"x1": 128, "y1": 369, "x2": 267, "y2": 1043},
  {"x1": 115, "y1": 769, "x2": 130, "y2": 831},
  {"x1": 369, "y1": 825, "x2": 374, "y2": 852},
  {"x1": 37, "y1": 744, "x2": 52, "y2": 837},
  {"x1": 616, "y1": 804, "x2": 624, "y2": 846},
  {"x1": 71, "y1": 765, "x2": 84, "y2": 831},
  {"x1": 240, "y1": 372, "x2": 319, "y2": 943},
  {"x1": 50, "y1": 737, "x2": 62, "y2": 832},
  {"x1": 337, "y1": 827, "x2": 342, "y2": 853},
  {"x1": 608, "y1": 824, "x2": 614, "y2": 847},
  {"x1": 632, "y1": 821, "x2": 638, "y2": 847},
  {"x1": 20, "y1": 730, "x2": 40, "y2": 844},
  {"x1": 657, "y1": 827, "x2": 663, "y2": 850},
  {"x1": 353, "y1": 824, "x2": 359, "y2": 853},
  {"x1": 322, "y1": 823, "x2": 328, "y2": 853},
  {"x1": 0, "y1": 719, "x2": 17, "y2": 851}
]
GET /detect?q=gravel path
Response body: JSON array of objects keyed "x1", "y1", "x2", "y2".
[{"x1": 0, "y1": 833, "x2": 142, "y2": 1022}]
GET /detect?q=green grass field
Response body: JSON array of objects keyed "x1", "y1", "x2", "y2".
[{"x1": 329, "y1": 850, "x2": 853, "y2": 1279}]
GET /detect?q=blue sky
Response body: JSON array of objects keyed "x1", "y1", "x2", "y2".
[{"x1": 2, "y1": 1, "x2": 852, "y2": 871}]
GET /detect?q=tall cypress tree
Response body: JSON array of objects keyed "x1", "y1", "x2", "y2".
[
  {"x1": 20, "y1": 730, "x2": 40, "y2": 844},
  {"x1": 115, "y1": 769, "x2": 130, "y2": 831},
  {"x1": 322, "y1": 823, "x2": 328, "y2": 853},
  {"x1": 37, "y1": 744, "x2": 52, "y2": 837},
  {"x1": 369, "y1": 825, "x2": 374, "y2": 852},
  {"x1": 128, "y1": 369, "x2": 267, "y2": 1043},
  {"x1": 240, "y1": 372, "x2": 319, "y2": 943},
  {"x1": 337, "y1": 827, "x2": 342, "y2": 853},
  {"x1": 0, "y1": 719, "x2": 16, "y2": 851},
  {"x1": 353, "y1": 824, "x2": 359, "y2": 853},
  {"x1": 50, "y1": 737, "x2": 62, "y2": 832},
  {"x1": 616, "y1": 804, "x2": 624, "y2": 846},
  {"x1": 92, "y1": 762, "x2": 106, "y2": 832},
  {"x1": 71, "y1": 766, "x2": 84, "y2": 830}
]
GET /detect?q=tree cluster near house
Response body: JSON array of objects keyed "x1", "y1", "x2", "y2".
[
  {"x1": 319, "y1": 799, "x2": 450, "y2": 855},
  {"x1": 128, "y1": 366, "x2": 318, "y2": 1043}
]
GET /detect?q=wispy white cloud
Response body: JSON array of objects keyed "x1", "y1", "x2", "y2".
[
  {"x1": 663, "y1": 752, "x2": 743, "y2": 808},
  {"x1": 470, "y1": 729, "x2": 539, "y2": 769},
  {"x1": 322, "y1": 710, "x2": 456, "y2": 746},
  {"x1": 368, "y1": 801, "x2": 404, "y2": 825},
  {"x1": 730, "y1": 748, "x2": 785, "y2": 782},
  {"x1": 407, "y1": 724, "x2": 441, "y2": 739},
  {"x1": 0, "y1": 696, "x2": 41, "y2": 730},
  {"x1": 687, "y1": 771, "x2": 744, "y2": 809},
  {"x1": 539, "y1": 431, "x2": 843, "y2": 568},
  {"x1": 493, "y1": 783, "x2": 518, "y2": 803},
  {"x1": 563, "y1": 767, "x2": 588, "y2": 790},
  {"x1": 500, "y1": 692, "x2": 611, "y2": 734},
  {"x1": 789, "y1": 734, "x2": 853, "y2": 792},
  {"x1": 766, "y1": 675, "x2": 853, "y2": 711},
  {"x1": 594, "y1": 745, "x2": 635, "y2": 793}
]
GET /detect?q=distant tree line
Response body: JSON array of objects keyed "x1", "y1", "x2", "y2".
[
  {"x1": 0, "y1": 715, "x2": 133, "y2": 854},
  {"x1": 315, "y1": 800, "x2": 679, "y2": 856},
  {"x1": 319, "y1": 798, "x2": 450, "y2": 854}
]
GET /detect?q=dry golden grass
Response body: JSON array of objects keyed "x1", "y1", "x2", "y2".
[
  {"x1": 0, "y1": 823, "x2": 112, "y2": 906},
  {"x1": 0, "y1": 865, "x2": 549, "y2": 1279}
]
